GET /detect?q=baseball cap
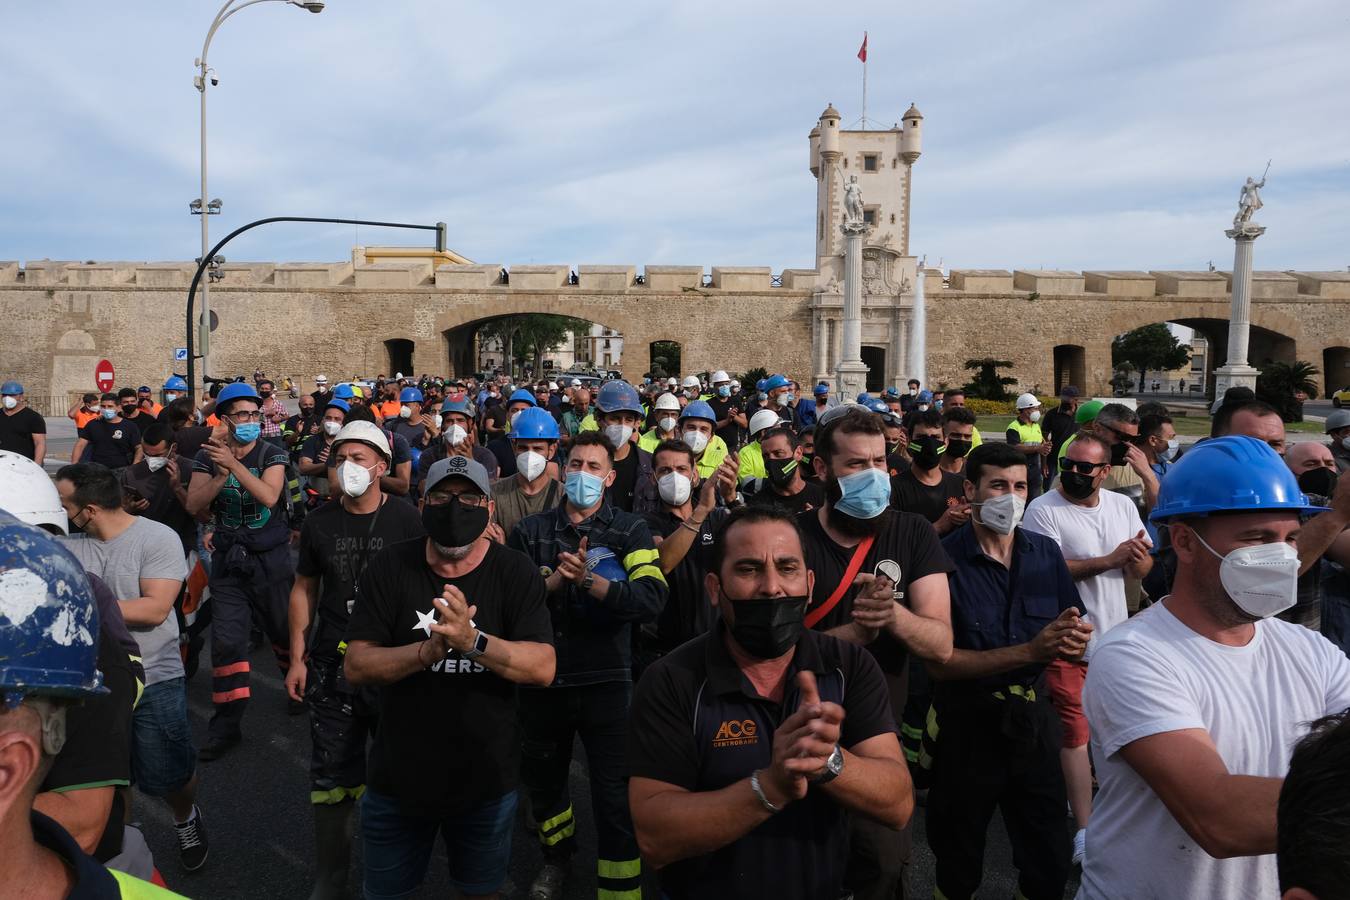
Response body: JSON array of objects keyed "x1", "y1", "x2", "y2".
[
  {"x1": 424, "y1": 455, "x2": 491, "y2": 498},
  {"x1": 1059, "y1": 385, "x2": 1080, "y2": 398}
]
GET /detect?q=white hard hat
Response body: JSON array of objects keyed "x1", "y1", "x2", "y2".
[
  {"x1": 0, "y1": 450, "x2": 68, "y2": 534},
  {"x1": 548, "y1": 381, "x2": 558, "y2": 391},
  {"x1": 315, "y1": 374, "x2": 328, "y2": 384},
  {"x1": 1015, "y1": 392, "x2": 1041, "y2": 410},
  {"x1": 749, "y1": 409, "x2": 782, "y2": 436},
  {"x1": 394, "y1": 372, "x2": 404, "y2": 381},
  {"x1": 711, "y1": 370, "x2": 730, "y2": 384},
  {"x1": 731, "y1": 379, "x2": 741, "y2": 389},
  {"x1": 654, "y1": 392, "x2": 681, "y2": 411},
  {"x1": 332, "y1": 421, "x2": 392, "y2": 461},
  {"x1": 681, "y1": 375, "x2": 701, "y2": 389},
  {"x1": 570, "y1": 379, "x2": 581, "y2": 387},
  {"x1": 666, "y1": 377, "x2": 678, "y2": 387}
]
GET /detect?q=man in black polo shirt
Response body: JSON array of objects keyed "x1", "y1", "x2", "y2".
[
  {"x1": 926, "y1": 443, "x2": 1091, "y2": 900},
  {"x1": 0, "y1": 379, "x2": 47, "y2": 464},
  {"x1": 628, "y1": 505, "x2": 912, "y2": 899},
  {"x1": 72, "y1": 394, "x2": 142, "y2": 469},
  {"x1": 891, "y1": 408, "x2": 969, "y2": 534}
]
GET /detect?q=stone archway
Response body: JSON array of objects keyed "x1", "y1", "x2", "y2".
[
  {"x1": 48, "y1": 329, "x2": 99, "y2": 416},
  {"x1": 1325, "y1": 346, "x2": 1350, "y2": 397}
]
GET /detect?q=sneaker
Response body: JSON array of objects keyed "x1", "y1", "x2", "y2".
[
  {"x1": 197, "y1": 735, "x2": 240, "y2": 762},
  {"x1": 175, "y1": 806, "x2": 209, "y2": 871},
  {"x1": 1072, "y1": 827, "x2": 1087, "y2": 867},
  {"x1": 528, "y1": 863, "x2": 569, "y2": 900}
]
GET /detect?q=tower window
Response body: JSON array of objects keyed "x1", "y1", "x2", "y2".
[
  {"x1": 863, "y1": 154, "x2": 878, "y2": 172},
  {"x1": 863, "y1": 209, "x2": 876, "y2": 226}
]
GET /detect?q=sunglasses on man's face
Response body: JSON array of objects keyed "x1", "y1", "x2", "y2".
[{"x1": 1060, "y1": 458, "x2": 1109, "y2": 476}]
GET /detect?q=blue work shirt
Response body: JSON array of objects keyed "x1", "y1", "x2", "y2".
[{"x1": 940, "y1": 523, "x2": 1081, "y2": 692}]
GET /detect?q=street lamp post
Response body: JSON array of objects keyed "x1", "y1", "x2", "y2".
[{"x1": 194, "y1": 0, "x2": 323, "y2": 380}]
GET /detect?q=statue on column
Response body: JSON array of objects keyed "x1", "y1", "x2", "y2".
[
  {"x1": 842, "y1": 174, "x2": 865, "y2": 229},
  {"x1": 1233, "y1": 162, "x2": 1269, "y2": 229}
]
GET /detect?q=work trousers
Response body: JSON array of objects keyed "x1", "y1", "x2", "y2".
[
  {"x1": 520, "y1": 681, "x2": 641, "y2": 900},
  {"x1": 848, "y1": 664, "x2": 913, "y2": 900},
  {"x1": 207, "y1": 542, "x2": 293, "y2": 741},
  {"x1": 306, "y1": 655, "x2": 377, "y2": 805},
  {"x1": 926, "y1": 692, "x2": 1069, "y2": 900}
]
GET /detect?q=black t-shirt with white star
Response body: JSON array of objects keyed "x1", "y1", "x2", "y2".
[{"x1": 345, "y1": 538, "x2": 553, "y2": 815}]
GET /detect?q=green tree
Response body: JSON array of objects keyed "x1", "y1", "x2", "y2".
[
  {"x1": 478, "y1": 315, "x2": 590, "y2": 378},
  {"x1": 738, "y1": 367, "x2": 769, "y2": 394},
  {"x1": 1111, "y1": 324, "x2": 1192, "y2": 392},
  {"x1": 1257, "y1": 360, "x2": 1320, "y2": 422},
  {"x1": 649, "y1": 340, "x2": 681, "y2": 380},
  {"x1": 962, "y1": 358, "x2": 1017, "y2": 401}
]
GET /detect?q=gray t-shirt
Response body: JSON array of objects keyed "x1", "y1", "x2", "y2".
[{"x1": 62, "y1": 517, "x2": 187, "y2": 686}]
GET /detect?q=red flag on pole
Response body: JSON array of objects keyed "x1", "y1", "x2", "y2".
[{"x1": 857, "y1": 32, "x2": 868, "y2": 63}]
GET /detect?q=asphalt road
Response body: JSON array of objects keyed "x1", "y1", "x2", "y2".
[{"x1": 127, "y1": 636, "x2": 1078, "y2": 899}]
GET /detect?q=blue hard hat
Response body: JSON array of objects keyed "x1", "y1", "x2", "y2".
[
  {"x1": 814, "y1": 383, "x2": 830, "y2": 396},
  {"x1": 883, "y1": 386, "x2": 901, "y2": 399},
  {"x1": 1, "y1": 381, "x2": 23, "y2": 395},
  {"x1": 764, "y1": 374, "x2": 791, "y2": 392},
  {"x1": 681, "y1": 400, "x2": 717, "y2": 423},
  {"x1": 510, "y1": 406, "x2": 561, "y2": 440},
  {"x1": 333, "y1": 383, "x2": 356, "y2": 400},
  {"x1": 586, "y1": 546, "x2": 628, "y2": 583},
  {"x1": 440, "y1": 397, "x2": 473, "y2": 415},
  {"x1": 508, "y1": 388, "x2": 537, "y2": 408},
  {"x1": 917, "y1": 390, "x2": 934, "y2": 402},
  {"x1": 1150, "y1": 435, "x2": 1328, "y2": 522},
  {"x1": 863, "y1": 398, "x2": 890, "y2": 415},
  {"x1": 0, "y1": 511, "x2": 107, "y2": 702},
  {"x1": 163, "y1": 376, "x2": 188, "y2": 392},
  {"x1": 399, "y1": 387, "x2": 424, "y2": 403},
  {"x1": 596, "y1": 381, "x2": 642, "y2": 416},
  {"x1": 215, "y1": 381, "x2": 260, "y2": 412},
  {"x1": 326, "y1": 398, "x2": 350, "y2": 414},
  {"x1": 856, "y1": 392, "x2": 872, "y2": 403}
]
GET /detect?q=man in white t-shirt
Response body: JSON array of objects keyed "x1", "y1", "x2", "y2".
[
  {"x1": 1022, "y1": 430, "x2": 1151, "y2": 862},
  {"x1": 1079, "y1": 435, "x2": 1350, "y2": 900}
]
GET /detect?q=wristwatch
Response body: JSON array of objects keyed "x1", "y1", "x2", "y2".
[
  {"x1": 462, "y1": 630, "x2": 490, "y2": 660},
  {"x1": 811, "y1": 745, "x2": 844, "y2": 785},
  {"x1": 581, "y1": 572, "x2": 596, "y2": 592}
]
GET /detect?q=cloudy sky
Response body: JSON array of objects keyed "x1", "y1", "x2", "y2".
[{"x1": 4, "y1": 0, "x2": 1348, "y2": 274}]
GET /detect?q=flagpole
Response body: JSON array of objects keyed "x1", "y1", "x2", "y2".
[{"x1": 862, "y1": 55, "x2": 868, "y2": 128}]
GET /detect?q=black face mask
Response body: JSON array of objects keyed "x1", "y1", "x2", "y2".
[
  {"x1": 1059, "y1": 470, "x2": 1096, "y2": 500},
  {"x1": 121, "y1": 404, "x2": 137, "y2": 416},
  {"x1": 421, "y1": 501, "x2": 489, "y2": 549},
  {"x1": 1109, "y1": 441, "x2": 1129, "y2": 467},
  {"x1": 945, "y1": 439, "x2": 972, "y2": 459},
  {"x1": 1298, "y1": 467, "x2": 1338, "y2": 499},
  {"x1": 911, "y1": 435, "x2": 944, "y2": 470},
  {"x1": 765, "y1": 455, "x2": 799, "y2": 489},
  {"x1": 724, "y1": 593, "x2": 810, "y2": 659}
]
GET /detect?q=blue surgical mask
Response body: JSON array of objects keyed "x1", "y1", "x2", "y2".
[
  {"x1": 565, "y1": 470, "x2": 605, "y2": 508},
  {"x1": 232, "y1": 422, "x2": 261, "y2": 443},
  {"x1": 100, "y1": 407, "x2": 116, "y2": 420},
  {"x1": 834, "y1": 467, "x2": 891, "y2": 519},
  {"x1": 717, "y1": 385, "x2": 731, "y2": 398}
]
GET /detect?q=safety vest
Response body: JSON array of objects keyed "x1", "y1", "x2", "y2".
[
  {"x1": 638, "y1": 428, "x2": 675, "y2": 453},
  {"x1": 1005, "y1": 420, "x2": 1044, "y2": 447},
  {"x1": 737, "y1": 440, "x2": 766, "y2": 481},
  {"x1": 696, "y1": 435, "x2": 730, "y2": 479},
  {"x1": 970, "y1": 425, "x2": 983, "y2": 449},
  {"x1": 110, "y1": 869, "x2": 187, "y2": 898}
]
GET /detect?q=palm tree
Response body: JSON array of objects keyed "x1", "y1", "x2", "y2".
[{"x1": 1256, "y1": 360, "x2": 1320, "y2": 422}]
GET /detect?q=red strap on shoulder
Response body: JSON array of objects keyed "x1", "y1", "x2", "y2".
[{"x1": 805, "y1": 534, "x2": 876, "y2": 630}]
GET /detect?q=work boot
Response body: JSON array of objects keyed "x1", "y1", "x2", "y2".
[
  {"x1": 197, "y1": 735, "x2": 240, "y2": 762},
  {"x1": 528, "y1": 862, "x2": 569, "y2": 900},
  {"x1": 309, "y1": 801, "x2": 355, "y2": 900}
]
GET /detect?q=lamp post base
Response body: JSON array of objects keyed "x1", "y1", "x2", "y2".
[
  {"x1": 1213, "y1": 364, "x2": 1260, "y2": 400},
  {"x1": 835, "y1": 360, "x2": 869, "y2": 402}
]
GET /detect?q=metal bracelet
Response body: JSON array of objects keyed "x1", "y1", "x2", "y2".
[{"x1": 750, "y1": 770, "x2": 781, "y2": 813}]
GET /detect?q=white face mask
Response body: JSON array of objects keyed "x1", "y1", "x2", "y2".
[
  {"x1": 444, "y1": 424, "x2": 468, "y2": 446},
  {"x1": 657, "y1": 471, "x2": 692, "y2": 506},
  {"x1": 1029, "y1": 410, "x2": 1041, "y2": 423},
  {"x1": 509, "y1": 410, "x2": 523, "y2": 428},
  {"x1": 434, "y1": 414, "x2": 443, "y2": 430},
  {"x1": 399, "y1": 404, "x2": 413, "y2": 419},
  {"x1": 516, "y1": 450, "x2": 547, "y2": 481},
  {"x1": 604, "y1": 424, "x2": 634, "y2": 448},
  {"x1": 917, "y1": 404, "x2": 930, "y2": 412},
  {"x1": 337, "y1": 460, "x2": 377, "y2": 498},
  {"x1": 322, "y1": 420, "x2": 342, "y2": 437},
  {"x1": 1, "y1": 397, "x2": 16, "y2": 410},
  {"x1": 1160, "y1": 439, "x2": 1179, "y2": 462},
  {"x1": 145, "y1": 455, "x2": 169, "y2": 473},
  {"x1": 164, "y1": 392, "x2": 179, "y2": 402},
  {"x1": 974, "y1": 492, "x2": 1025, "y2": 535},
  {"x1": 1341, "y1": 436, "x2": 1350, "y2": 452},
  {"x1": 657, "y1": 416, "x2": 678, "y2": 434},
  {"x1": 1191, "y1": 529, "x2": 1299, "y2": 619},
  {"x1": 682, "y1": 430, "x2": 709, "y2": 454}
]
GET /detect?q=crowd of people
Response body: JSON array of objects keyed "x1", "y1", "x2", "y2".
[{"x1": 1, "y1": 366, "x2": 1349, "y2": 900}]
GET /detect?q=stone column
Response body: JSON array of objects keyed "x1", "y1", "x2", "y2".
[
  {"x1": 1213, "y1": 223, "x2": 1265, "y2": 398},
  {"x1": 906, "y1": 267, "x2": 927, "y2": 387},
  {"x1": 812, "y1": 307, "x2": 830, "y2": 386},
  {"x1": 890, "y1": 308, "x2": 907, "y2": 387},
  {"x1": 834, "y1": 222, "x2": 870, "y2": 399}
]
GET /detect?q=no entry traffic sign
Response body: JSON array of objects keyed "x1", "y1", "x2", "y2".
[{"x1": 95, "y1": 359, "x2": 115, "y2": 393}]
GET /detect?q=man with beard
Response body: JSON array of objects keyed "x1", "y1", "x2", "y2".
[
  {"x1": 626, "y1": 505, "x2": 913, "y2": 900},
  {"x1": 890, "y1": 409, "x2": 969, "y2": 535},
  {"x1": 285, "y1": 422, "x2": 425, "y2": 899},
  {"x1": 797, "y1": 405, "x2": 955, "y2": 900},
  {"x1": 344, "y1": 454, "x2": 555, "y2": 900},
  {"x1": 508, "y1": 431, "x2": 668, "y2": 900},
  {"x1": 1022, "y1": 430, "x2": 1152, "y2": 866},
  {"x1": 743, "y1": 427, "x2": 824, "y2": 516},
  {"x1": 939, "y1": 407, "x2": 977, "y2": 478}
]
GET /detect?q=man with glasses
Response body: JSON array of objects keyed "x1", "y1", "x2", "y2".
[
  {"x1": 185, "y1": 381, "x2": 296, "y2": 761},
  {"x1": 344, "y1": 454, "x2": 555, "y2": 900},
  {"x1": 1023, "y1": 430, "x2": 1152, "y2": 866}
]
